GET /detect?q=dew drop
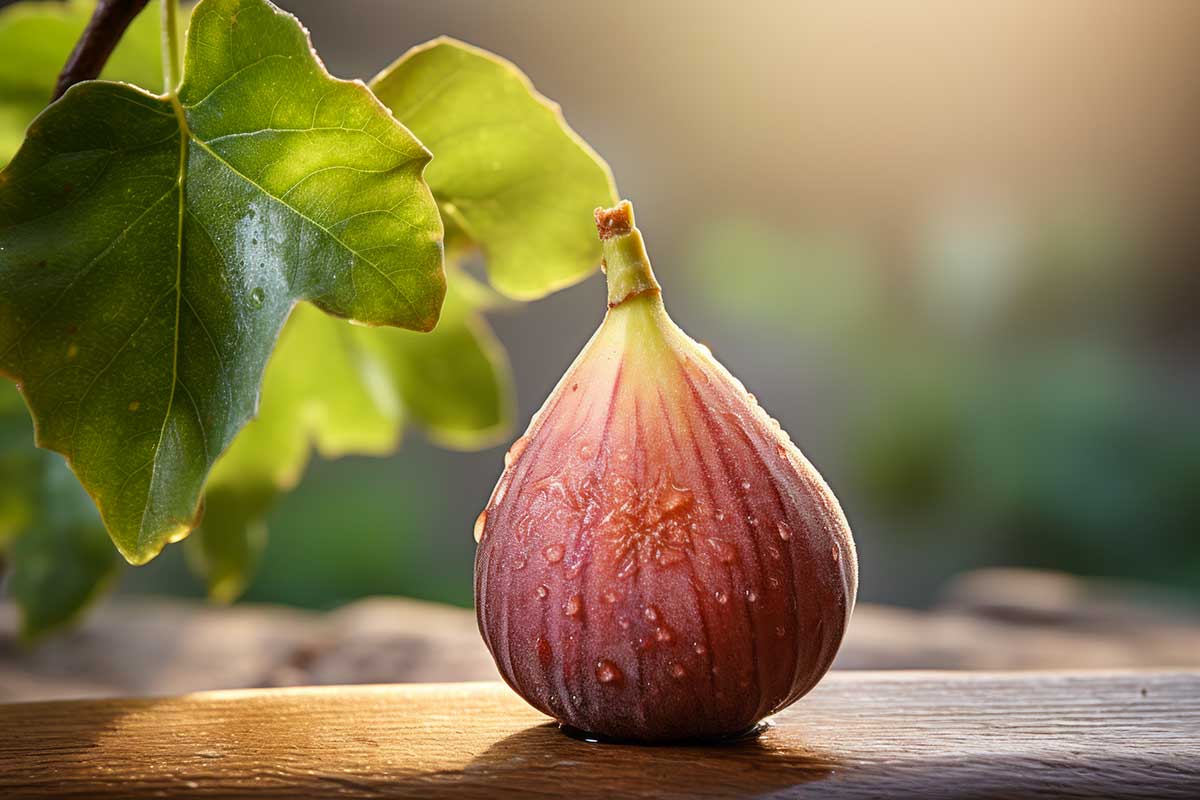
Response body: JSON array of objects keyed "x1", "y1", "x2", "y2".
[
  {"x1": 745, "y1": 589, "x2": 758, "y2": 603},
  {"x1": 741, "y1": 480, "x2": 751, "y2": 490},
  {"x1": 659, "y1": 485, "x2": 693, "y2": 515},
  {"x1": 671, "y1": 663, "x2": 687, "y2": 679},
  {"x1": 714, "y1": 590, "x2": 728, "y2": 605},
  {"x1": 643, "y1": 605, "x2": 659, "y2": 623},
  {"x1": 775, "y1": 625, "x2": 786, "y2": 638},
  {"x1": 536, "y1": 584, "x2": 549, "y2": 599},
  {"x1": 543, "y1": 543, "x2": 565, "y2": 564},
  {"x1": 655, "y1": 626, "x2": 674, "y2": 643},
  {"x1": 602, "y1": 589, "x2": 619, "y2": 604},
  {"x1": 776, "y1": 521, "x2": 792, "y2": 541},
  {"x1": 503, "y1": 435, "x2": 530, "y2": 468},
  {"x1": 473, "y1": 510, "x2": 487, "y2": 542},
  {"x1": 536, "y1": 637, "x2": 552, "y2": 667},
  {"x1": 595, "y1": 660, "x2": 623, "y2": 685},
  {"x1": 578, "y1": 442, "x2": 593, "y2": 459},
  {"x1": 565, "y1": 594, "x2": 583, "y2": 617},
  {"x1": 693, "y1": 642, "x2": 707, "y2": 655},
  {"x1": 617, "y1": 616, "x2": 631, "y2": 630},
  {"x1": 250, "y1": 287, "x2": 266, "y2": 307}
]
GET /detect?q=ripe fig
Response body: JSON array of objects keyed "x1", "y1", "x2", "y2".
[{"x1": 474, "y1": 201, "x2": 857, "y2": 742}]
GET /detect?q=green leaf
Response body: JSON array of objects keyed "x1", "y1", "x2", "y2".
[
  {"x1": 371, "y1": 37, "x2": 617, "y2": 300},
  {"x1": 0, "y1": 383, "x2": 40, "y2": 547},
  {"x1": 0, "y1": 0, "x2": 444, "y2": 563},
  {"x1": 0, "y1": 382, "x2": 118, "y2": 639},
  {"x1": 0, "y1": 0, "x2": 172, "y2": 166},
  {"x1": 186, "y1": 300, "x2": 405, "y2": 600},
  {"x1": 379, "y1": 271, "x2": 513, "y2": 450},
  {"x1": 188, "y1": 275, "x2": 511, "y2": 599}
]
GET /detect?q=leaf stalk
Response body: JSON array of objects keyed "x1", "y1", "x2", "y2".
[{"x1": 161, "y1": 0, "x2": 182, "y2": 95}]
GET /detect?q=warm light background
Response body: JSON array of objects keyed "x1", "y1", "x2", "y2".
[{"x1": 129, "y1": 0, "x2": 1200, "y2": 610}]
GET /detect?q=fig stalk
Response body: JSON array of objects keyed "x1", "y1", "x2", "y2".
[{"x1": 475, "y1": 201, "x2": 857, "y2": 742}]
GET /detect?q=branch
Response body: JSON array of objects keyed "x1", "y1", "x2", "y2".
[{"x1": 52, "y1": 0, "x2": 152, "y2": 101}]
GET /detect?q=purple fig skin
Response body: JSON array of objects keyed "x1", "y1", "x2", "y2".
[{"x1": 474, "y1": 202, "x2": 857, "y2": 742}]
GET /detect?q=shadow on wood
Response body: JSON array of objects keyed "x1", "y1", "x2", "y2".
[{"x1": 461, "y1": 721, "x2": 841, "y2": 796}]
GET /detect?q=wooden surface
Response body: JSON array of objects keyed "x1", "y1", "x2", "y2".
[{"x1": 1, "y1": 671, "x2": 1196, "y2": 799}]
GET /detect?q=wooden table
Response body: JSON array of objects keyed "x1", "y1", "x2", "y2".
[{"x1": 1, "y1": 671, "x2": 1196, "y2": 799}]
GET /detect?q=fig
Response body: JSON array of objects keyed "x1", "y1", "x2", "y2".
[{"x1": 474, "y1": 201, "x2": 857, "y2": 742}]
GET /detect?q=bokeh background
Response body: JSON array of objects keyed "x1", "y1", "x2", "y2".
[{"x1": 44, "y1": 0, "x2": 1200, "y2": 612}]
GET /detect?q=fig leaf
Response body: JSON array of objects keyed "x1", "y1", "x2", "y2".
[
  {"x1": 188, "y1": 274, "x2": 511, "y2": 600},
  {"x1": 0, "y1": 0, "x2": 444, "y2": 563},
  {"x1": 371, "y1": 38, "x2": 618, "y2": 300}
]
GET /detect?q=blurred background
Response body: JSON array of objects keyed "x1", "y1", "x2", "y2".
[
  {"x1": 124, "y1": 0, "x2": 1200, "y2": 610},
  {"x1": 3, "y1": 0, "x2": 1199, "y2": 695}
]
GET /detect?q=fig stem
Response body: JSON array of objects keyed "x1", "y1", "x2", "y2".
[{"x1": 595, "y1": 201, "x2": 661, "y2": 308}]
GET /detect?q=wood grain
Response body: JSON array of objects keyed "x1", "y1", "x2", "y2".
[{"x1": 1, "y1": 671, "x2": 1196, "y2": 799}]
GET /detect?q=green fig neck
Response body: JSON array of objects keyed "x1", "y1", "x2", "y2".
[{"x1": 596, "y1": 201, "x2": 661, "y2": 308}]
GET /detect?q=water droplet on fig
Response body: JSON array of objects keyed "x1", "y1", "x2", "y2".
[
  {"x1": 543, "y1": 543, "x2": 565, "y2": 564},
  {"x1": 659, "y1": 485, "x2": 692, "y2": 515},
  {"x1": 503, "y1": 435, "x2": 530, "y2": 467},
  {"x1": 643, "y1": 605, "x2": 659, "y2": 622},
  {"x1": 578, "y1": 442, "x2": 593, "y2": 459},
  {"x1": 250, "y1": 287, "x2": 265, "y2": 307},
  {"x1": 775, "y1": 625, "x2": 786, "y2": 638},
  {"x1": 565, "y1": 594, "x2": 583, "y2": 617},
  {"x1": 776, "y1": 521, "x2": 792, "y2": 541},
  {"x1": 740, "y1": 480, "x2": 751, "y2": 490},
  {"x1": 655, "y1": 626, "x2": 673, "y2": 642},
  {"x1": 617, "y1": 616, "x2": 631, "y2": 630},
  {"x1": 671, "y1": 663, "x2": 687, "y2": 679},
  {"x1": 714, "y1": 590, "x2": 728, "y2": 604},
  {"x1": 595, "y1": 660, "x2": 623, "y2": 685},
  {"x1": 536, "y1": 584, "x2": 549, "y2": 599},
  {"x1": 536, "y1": 637, "x2": 552, "y2": 667},
  {"x1": 745, "y1": 589, "x2": 758, "y2": 603},
  {"x1": 473, "y1": 510, "x2": 487, "y2": 542}
]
